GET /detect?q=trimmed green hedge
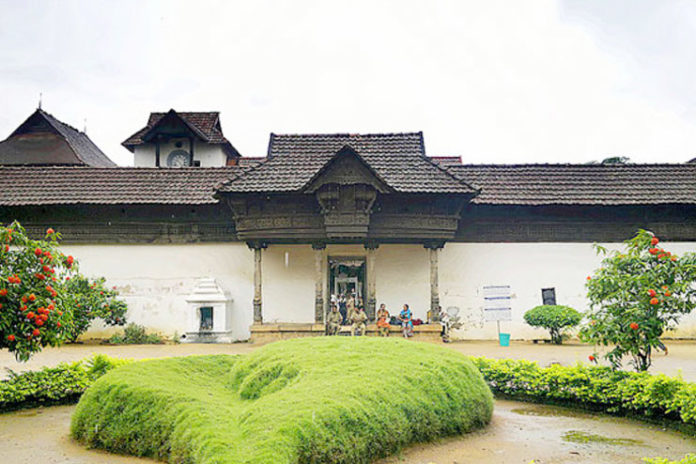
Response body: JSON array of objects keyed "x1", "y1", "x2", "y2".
[
  {"x1": 0, "y1": 354, "x2": 129, "y2": 411},
  {"x1": 472, "y1": 357, "x2": 696, "y2": 427},
  {"x1": 645, "y1": 456, "x2": 696, "y2": 464},
  {"x1": 71, "y1": 337, "x2": 494, "y2": 464}
]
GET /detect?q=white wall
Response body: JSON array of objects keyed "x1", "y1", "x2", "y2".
[
  {"x1": 61, "y1": 243, "x2": 254, "y2": 340},
  {"x1": 62, "y1": 241, "x2": 696, "y2": 341},
  {"x1": 262, "y1": 245, "x2": 315, "y2": 323},
  {"x1": 440, "y1": 242, "x2": 696, "y2": 340},
  {"x1": 133, "y1": 139, "x2": 227, "y2": 167},
  {"x1": 375, "y1": 245, "x2": 430, "y2": 320}
]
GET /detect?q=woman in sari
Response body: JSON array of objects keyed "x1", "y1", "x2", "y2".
[{"x1": 376, "y1": 303, "x2": 391, "y2": 337}]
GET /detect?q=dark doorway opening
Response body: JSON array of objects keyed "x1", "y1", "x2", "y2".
[{"x1": 329, "y1": 256, "x2": 366, "y2": 322}]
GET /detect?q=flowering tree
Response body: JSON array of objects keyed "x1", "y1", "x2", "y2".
[
  {"x1": 0, "y1": 221, "x2": 127, "y2": 361},
  {"x1": 0, "y1": 222, "x2": 74, "y2": 360},
  {"x1": 581, "y1": 230, "x2": 696, "y2": 371}
]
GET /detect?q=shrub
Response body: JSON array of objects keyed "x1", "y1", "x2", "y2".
[
  {"x1": 523, "y1": 305, "x2": 582, "y2": 344},
  {"x1": 63, "y1": 275, "x2": 127, "y2": 342},
  {"x1": 71, "y1": 337, "x2": 494, "y2": 464},
  {"x1": 471, "y1": 357, "x2": 696, "y2": 428},
  {"x1": 0, "y1": 354, "x2": 129, "y2": 410},
  {"x1": 583, "y1": 230, "x2": 696, "y2": 371},
  {"x1": 644, "y1": 456, "x2": 696, "y2": 464},
  {"x1": 107, "y1": 323, "x2": 163, "y2": 345}
]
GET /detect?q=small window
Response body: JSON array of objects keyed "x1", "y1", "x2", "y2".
[
  {"x1": 200, "y1": 307, "x2": 213, "y2": 331},
  {"x1": 541, "y1": 288, "x2": 556, "y2": 305}
]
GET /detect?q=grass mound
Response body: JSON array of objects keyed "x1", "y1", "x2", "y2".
[{"x1": 70, "y1": 337, "x2": 493, "y2": 464}]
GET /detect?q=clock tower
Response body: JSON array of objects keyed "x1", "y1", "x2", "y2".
[{"x1": 122, "y1": 109, "x2": 240, "y2": 167}]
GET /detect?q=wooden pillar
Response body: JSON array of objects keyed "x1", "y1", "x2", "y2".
[
  {"x1": 425, "y1": 241, "x2": 445, "y2": 321},
  {"x1": 364, "y1": 242, "x2": 378, "y2": 321},
  {"x1": 248, "y1": 242, "x2": 267, "y2": 324},
  {"x1": 312, "y1": 243, "x2": 326, "y2": 323}
]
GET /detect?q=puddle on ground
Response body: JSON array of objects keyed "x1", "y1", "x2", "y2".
[
  {"x1": 13, "y1": 408, "x2": 42, "y2": 417},
  {"x1": 379, "y1": 399, "x2": 696, "y2": 464},
  {"x1": 510, "y1": 405, "x2": 590, "y2": 418},
  {"x1": 562, "y1": 430, "x2": 644, "y2": 446}
]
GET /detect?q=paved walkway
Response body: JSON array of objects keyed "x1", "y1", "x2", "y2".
[
  {"x1": 1, "y1": 339, "x2": 695, "y2": 380},
  {"x1": 449, "y1": 339, "x2": 696, "y2": 381}
]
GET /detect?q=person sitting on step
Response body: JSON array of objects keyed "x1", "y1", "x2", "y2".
[
  {"x1": 376, "y1": 303, "x2": 391, "y2": 337},
  {"x1": 326, "y1": 304, "x2": 342, "y2": 336},
  {"x1": 350, "y1": 305, "x2": 367, "y2": 336}
]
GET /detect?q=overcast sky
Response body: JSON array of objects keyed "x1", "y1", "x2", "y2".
[{"x1": 1, "y1": 0, "x2": 696, "y2": 166}]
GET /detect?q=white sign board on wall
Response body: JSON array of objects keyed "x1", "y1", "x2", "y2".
[{"x1": 483, "y1": 285, "x2": 512, "y2": 322}]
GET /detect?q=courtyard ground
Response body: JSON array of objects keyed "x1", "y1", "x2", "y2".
[
  {"x1": 1, "y1": 338, "x2": 694, "y2": 380},
  {"x1": 1, "y1": 338, "x2": 695, "y2": 464},
  {"x1": 2, "y1": 399, "x2": 693, "y2": 464}
]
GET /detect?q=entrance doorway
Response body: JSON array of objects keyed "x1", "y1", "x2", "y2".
[{"x1": 329, "y1": 256, "x2": 366, "y2": 314}]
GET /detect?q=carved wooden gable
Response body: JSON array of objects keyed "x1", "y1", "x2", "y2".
[
  {"x1": 303, "y1": 146, "x2": 392, "y2": 194},
  {"x1": 299, "y1": 146, "x2": 389, "y2": 239}
]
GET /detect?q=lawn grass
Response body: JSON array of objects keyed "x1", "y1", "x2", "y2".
[{"x1": 70, "y1": 337, "x2": 493, "y2": 464}]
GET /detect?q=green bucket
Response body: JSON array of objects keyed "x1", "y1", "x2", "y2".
[{"x1": 499, "y1": 333, "x2": 510, "y2": 347}]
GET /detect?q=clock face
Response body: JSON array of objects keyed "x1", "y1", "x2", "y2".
[{"x1": 166, "y1": 150, "x2": 191, "y2": 167}]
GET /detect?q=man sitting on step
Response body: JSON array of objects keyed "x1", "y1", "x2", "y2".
[
  {"x1": 326, "y1": 304, "x2": 342, "y2": 336},
  {"x1": 350, "y1": 306, "x2": 368, "y2": 336}
]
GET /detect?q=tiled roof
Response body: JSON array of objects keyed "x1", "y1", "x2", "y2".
[
  {"x1": 430, "y1": 156, "x2": 463, "y2": 166},
  {"x1": 38, "y1": 111, "x2": 117, "y2": 167},
  {"x1": 448, "y1": 164, "x2": 696, "y2": 205},
  {"x1": 122, "y1": 111, "x2": 238, "y2": 156},
  {"x1": 2, "y1": 163, "x2": 696, "y2": 208},
  {"x1": 219, "y1": 133, "x2": 476, "y2": 194},
  {"x1": 266, "y1": 132, "x2": 427, "y2": 157},
  {"x1": 0, "y1": 167, "x2": 243, "y2": 205},
  {"x1": 0, "y1": 109, "x2": 117, "y2": 167},
  {"x1": 237, "y1": 157, "x2": 266, "y2": 167}
]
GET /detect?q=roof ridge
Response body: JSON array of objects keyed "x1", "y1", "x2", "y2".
[
  {"x1": 451, "y1": 163, "x2": 694, "y2": 168},
  {"x1": 270, "y1": 131, "x2": 424, "y2": 138},
  {"x1": 149, "y1": 111, "x2": 220, "y2": 117},
  {"x1": 0, "y1": 166, "x2": 243, "y2": 171},
  {"x1": 38, "y1": 109, "x2": 84, "y2": 136}
]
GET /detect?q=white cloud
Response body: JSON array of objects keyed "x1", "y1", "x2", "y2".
[{"x1": 1, "y1": 0, "x2": 695, "y2": 165}]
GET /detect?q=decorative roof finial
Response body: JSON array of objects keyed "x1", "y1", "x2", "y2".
[
  {"x1": 83, "y1": 118, "x2": 87, "y2": 134},
  {"x1": 38, "y1": 92, "x2": 42, "y2": 110}
]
